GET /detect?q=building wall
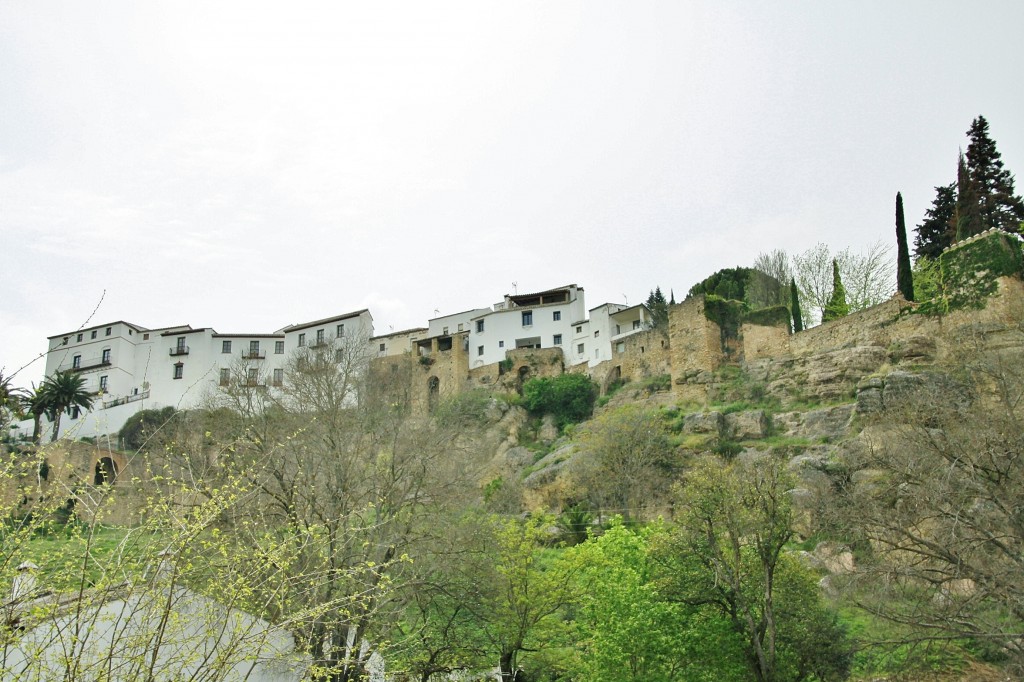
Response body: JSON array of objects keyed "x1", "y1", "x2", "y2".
[
  {"x1": 610, "y1": 328, "x2": 672, "y2": 387},
  {"x1": 468, "y1": 304, "x2": 576, "y2": 369}
]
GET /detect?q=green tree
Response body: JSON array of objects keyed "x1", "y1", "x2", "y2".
[
  {"x1": 914, "y1": 183, "x2": 956, "y2": 260},
  {"x1": 645, "y1": 287, "x2": 669, "y2": 329},
  {"x1": 965, "y1": 115, "x2": 1024, "y2": 234},
  {"x1": 895, "y1": 192, "x2": 915, "y2": 301},
  {"x1": 565, "y1": 520, "x2": 747, "y2": 682},
  {"x1": 822, "y1": 259, "x2": 849, "y2": 322},
  {"x1": 956, "y1": 151, "x2": 983, "y2": 241},
  {"x1": 39, "y1": 371, "x2": 95, "y2": 442},
  {"x1": 664, "y1": 455, "x2": 850, "y2": 681},
  {"x1": 572, "y1": 405, "x2": 676, "y2": 522},
  {"x1": 463, "y1": 515, "x2": 576, "y2": 680},
  {"x1": 790, "y1": 278, "x2": 804, "y2": 333},
  {"x1": 521, "y1": 374, "x2": 597, "y2": 429}
]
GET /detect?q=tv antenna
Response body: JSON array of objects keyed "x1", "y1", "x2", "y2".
[{"x1": 512, "y1": 281, "x2": 518, "y2": 295}]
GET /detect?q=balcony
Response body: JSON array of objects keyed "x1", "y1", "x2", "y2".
[
  {"x1": 242, "y1": 350, "x2": 266, "y2": 359},
  {"x1": 102, "y1": 390, "x2": 150, "y2": 409},
  {"x1": 60, "y1": 356, "x2": 112, "y2": 372},
  {"x1": 169, "y1": 345, "x2": 190, "y2": 356}
]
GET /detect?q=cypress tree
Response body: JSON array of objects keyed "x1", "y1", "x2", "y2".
[
  {"x1": 822, "y1": 259, "x2": 849, "y2": 322},
  {"x1": 896, "y1": 192, "x2": 914, "y2": 301},
  {"x1": 965, "y1": 116, "x2": 1024, "y2": 233},
  {"x1": 914, "y1": 183, "x2": 956, "y2": 259},
  {"x1": 956, "y1": 152, "x2": 983, "y2": 241},
  {"x1": 790, "y1": 278, "x2": 803, "y2": 332}
]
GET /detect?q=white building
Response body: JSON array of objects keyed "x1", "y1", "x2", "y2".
[
  {"x1": 24, "y1": 283, "x2": 654, "y2": 443},
  {"x1": 25, "y1": 310, "x2": 373, "y2": 443},
  {"x1": 466, "y1": 285, "x2": 588, "y2": 368}
]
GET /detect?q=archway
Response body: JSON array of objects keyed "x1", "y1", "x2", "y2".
[{"x1": 94, "y1": 457, "x2": 117, "y2": 485}]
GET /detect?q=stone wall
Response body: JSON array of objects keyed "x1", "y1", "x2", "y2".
[
  {"x1": 740, "y1": 320, "x2": 791, "y2": 360},
  {"x1": 609, "y1": 328, "x2": 672, "y2": 389},
  {"x1": 668, "y1": 296, "x2": 725, "y2": 403}
]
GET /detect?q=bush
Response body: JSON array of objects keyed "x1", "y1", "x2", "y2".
[
  {"x1": 433, "y1": 389, "x2": 495, "y2": 428},
  {"x1": 118, "y1": 406, "x2": 178, "y2": 451},
  {"x1": 521, "y1": 374, "x2": 597, "y2": 429}
]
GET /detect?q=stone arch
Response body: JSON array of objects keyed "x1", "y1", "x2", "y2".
[{"x1": 94, "y1": 456, "x2": 118, "y2": 485}]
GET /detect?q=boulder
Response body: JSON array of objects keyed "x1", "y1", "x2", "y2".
[
  {"x1": 725, "y1": 410, "x2": 769, "y2": 440},
  {"x1": 798, "y1": 404, "x2": 855, "y2": 441},
  {"x1": 683, "y1": 411, "x2": 724, "y2": 435}
]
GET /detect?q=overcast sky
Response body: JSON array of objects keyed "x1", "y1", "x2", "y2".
[{"x1": 2, "y1": 1, "x2": 1023, "y2": 384}]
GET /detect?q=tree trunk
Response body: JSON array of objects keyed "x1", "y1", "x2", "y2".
[
  {"x1": 50, "y1": 412, "x2": 62, "y2": 442},
  {"x1": 499, "y1": 651, "x2": 517, "y2": 681}
]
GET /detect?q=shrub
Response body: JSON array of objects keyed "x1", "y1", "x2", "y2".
[
  {"x1": 118, "y1": 406, "x2": 178, "y2": 451},
  {"x1": 521, "y1": 374, "x2": 598, "y2": 429}
]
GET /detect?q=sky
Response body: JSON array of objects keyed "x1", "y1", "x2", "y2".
[{"x1": 2, "y1": 1, "x2": 1023, "y2": 385}]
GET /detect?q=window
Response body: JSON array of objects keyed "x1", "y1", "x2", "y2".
[
  {"x1": 633, "y1": 320, "x2": 642, "y2": 330},
  {"x1": 273, "y1": 369, "x2": 284, "y2": 387},
  {"x1": 176, "y1": 337, "x2": 186, "y2": 351},
  {"x1": 247, "y1": 368, "x2": 259, "y2": 384},
  {"x1": 458, "y1": 323, "x2": 464, "y2": 332},
  {"x1": 219, "y1": 368, "x2": 230, "y2": 386},
  {"x1": 522, "y1": 311, "x2": 533, "y2": 326},
  {"x1": 615, "y1": 324, "x2": 621, "y2": 335},
  {"x1": 222, "y1": 340, "x2": 232, "y2": 353},
  {"x1": 577, "y1": 343, "x2": 585, "y2": 355},
  {"x1": 553, "y1": 311, "x2": 561, "y2": 321},
  {"x1": 105, "y1": 327, "x2": 112, "y2": 336},
  {"x1": 477, "y1": 345, "x2": 484, "y2": 356},
  {"x1": 499, "y1": 340, "x2": 504, "y2": 348},
  {"x1": 316, "y1": 329, "x2": 325, "y2": 345},
  {"x1": 616, "y1": 342, "x2": 625, "y2": 353},
  {"x1": 72, "y1": 355, "x2": 81, "y2": 369},
  {"x1": 298, "y1": 333, "x2": 305, "y2": 347},
  {"x1": 76, "y1": 333, "x2": 83, "y2": 342},
  {"x1": 336, "y1": 323, "x2": 344, "y2": 338},
  {"x1": 101, "y1": 348, "x2": 111, "y2": 364},
  {"x1": 143, "y1": 333, "x2": 150, "y2": 340},
  {"x1": 91, "y1": 330, "x2": 97, "y2": 339},
  {"x1": 335, "y1": 348, "x2": 345, "y2": 362},
  {"x1": 173, "y1": 363, "x2": 183, "y2": 379},
  {"x1": 576, "y1": 326, "x2": 583, "y2": 334},
  {"x1": 275, "y1": 340, "x2": 284, "y2": 354},
  {"x1": 594, "y1": 330, "x2": 600, "y2": 337},
  {"x1": 71, "y1": 406, "x2": 80, "y2": 419},
  {"x1": 553, "y1": 334, "x2": 562, "y2": 345},
  {"x1": 442, "y1": 326, "x2": 449, "y2": 335},
  {"x1": 476, "y1": 320, "x2": 484, "y2": 333},
  {"x1": 99, "y1": 375, "x2": 108, "y2": 391},
  {"x1": 379, "y1": 343, "x2": 386, "y2": 352},
  {"x1": 249, "y1": 340, "x2": 260, "y2": 355}
]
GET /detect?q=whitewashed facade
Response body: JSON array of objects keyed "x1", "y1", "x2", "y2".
[{"x1": 25, "y1": 311, "x2": 373, "y2": 442}]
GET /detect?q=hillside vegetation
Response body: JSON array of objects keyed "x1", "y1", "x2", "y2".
[{"x1": 4, "y1": 235, "x2": 1024, "y2": 681}]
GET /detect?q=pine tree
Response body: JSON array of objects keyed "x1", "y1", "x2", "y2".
[
  {"x1": 669, "y1": 289, "x2": 676, "y2": 306},
  {"x1": 645, "y1": 287, "x2": 669, "y2": 328},
  {"x1": 896, "y1": 192, "x2": 914, "y2": 301},
  {"x1": 914, "y1": 183, "x2": 956, "y2": 260},
  {"x1": 956, "y1": 151, "x2": 983, "y2": 241},
  {"x1": 790, "y1": 278, "x2": 804, "y2": 332},
  {"x1": 965, "y1": 116, "x2": 1024, "y2": 233},
  {"x1": 822, "y1": 259, "x2": 849, "y2": 322}
]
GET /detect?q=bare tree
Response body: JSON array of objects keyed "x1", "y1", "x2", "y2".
[
  {"x1": 792, "y1": 242, "x2": 894, "y2": 326},
  {"x1": 840, "y1": 332, "x2": 1024, "y2": 674}
]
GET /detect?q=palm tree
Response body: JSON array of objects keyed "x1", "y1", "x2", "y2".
[
  {"x1": 21, "y1": 384, "x2": 53, "y2": 445},
  {"x1": 0, "y1": 371, "x2": 26, "y2": 437},
  {"x1": 40, "y1": 371, "x2": 95, "y2": 442}
]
